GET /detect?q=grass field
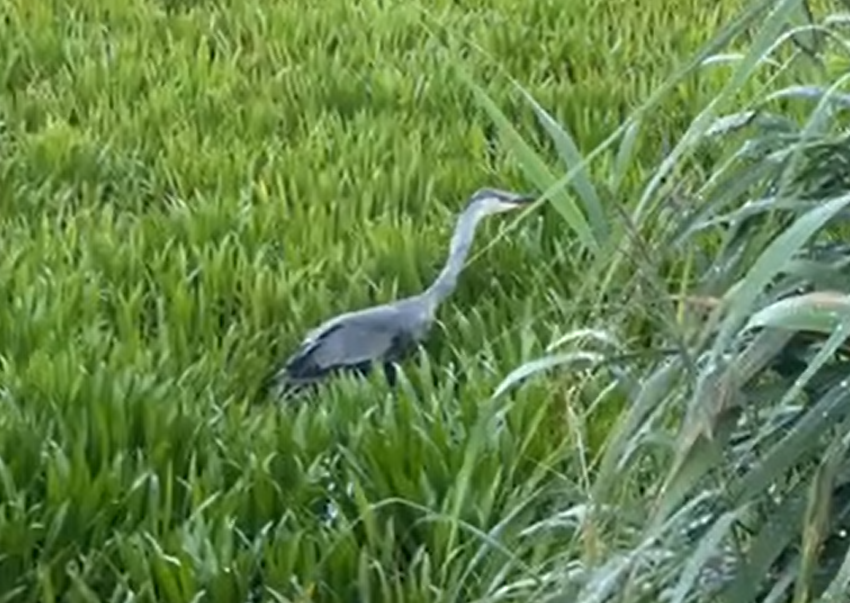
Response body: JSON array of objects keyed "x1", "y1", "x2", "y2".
[{"x1": 3, "y1": 0, "x2": 850, "y2": 601}]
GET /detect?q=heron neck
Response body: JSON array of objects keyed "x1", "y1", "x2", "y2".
[{"x1": 423, "y1": 205, "x2": 483, "y2": 310}]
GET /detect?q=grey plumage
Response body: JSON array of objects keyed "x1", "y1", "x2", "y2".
[{"x1": 269, "y1": 187, "x2": 535, "y2": 399}]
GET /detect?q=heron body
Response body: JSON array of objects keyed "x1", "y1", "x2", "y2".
[
  {"x1": 269, "y1": 187, "x2": 535, "y2": 399},
  {"x1": 279, "y1": 297, "x2": 433, "y2": 390}
]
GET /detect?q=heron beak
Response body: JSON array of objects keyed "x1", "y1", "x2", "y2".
[{"x1": 507, "y1": 193, "x2": 537, "y2": 208}]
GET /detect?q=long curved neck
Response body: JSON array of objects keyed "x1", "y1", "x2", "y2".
[{"x1": 422, "y1": 204, "x2": 485, "y2": 311}]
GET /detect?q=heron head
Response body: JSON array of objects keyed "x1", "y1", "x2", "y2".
[{"x1": 466, "y1": 187, "x2": 536, "y2": 216}]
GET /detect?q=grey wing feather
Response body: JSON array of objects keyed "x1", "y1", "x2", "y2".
[
  {"x1": 303, "y1": 313, "x2": 402, "y2": 368},
  {"x1": 282, "y1": 304, "x2": 409, "y2": 382}
]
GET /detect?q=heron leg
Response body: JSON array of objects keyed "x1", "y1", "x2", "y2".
[
  {"x1": 350, "y1": 362, "x2": 373, "y2": 378},
  {"x1": 382, "y1": 362, "x2": 397, "y2": 387}
]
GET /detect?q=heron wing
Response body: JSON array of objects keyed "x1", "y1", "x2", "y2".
[{"x1": 284, "y1": 305, "x2": 411, "y2": 379}]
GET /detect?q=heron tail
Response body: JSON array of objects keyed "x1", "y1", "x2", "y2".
[{"x1": 257, "y1": 362, "x2": 326, "y2": 404}]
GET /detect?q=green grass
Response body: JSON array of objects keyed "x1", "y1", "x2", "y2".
[{"x1": 4, "y1": 0, "x2": 849, "y2": 600}]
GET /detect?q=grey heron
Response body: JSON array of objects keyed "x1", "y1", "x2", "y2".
[{"x1": 268, "y1": 187, "x2": 536, "y2": 399}]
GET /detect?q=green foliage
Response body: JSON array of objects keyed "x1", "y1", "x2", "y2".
[
  {"x1": 481, "y1": 0, "x2": 850, "y2": 600},
  {"x1": 4, "y1": 0, "x2": 845, "y2": 600}
]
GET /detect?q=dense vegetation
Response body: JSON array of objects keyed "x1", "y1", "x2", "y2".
[{"x1": 2, "y1": 0, "x2": 850, "y2": 601}]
